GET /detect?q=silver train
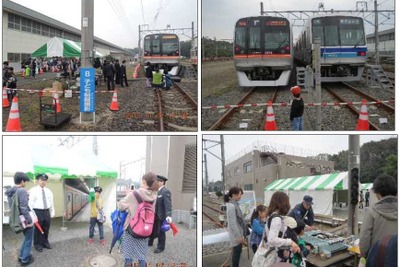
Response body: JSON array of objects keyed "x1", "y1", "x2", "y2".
[
  {"x1": 234, "y1": 16, "x2": 293, "y2": 87},
  {"x1": 65, "y1": 185, "x2": 88, "y2": 220},
  {"x1": 294, "y1": 14, "x2": 367, "y2": 82}
]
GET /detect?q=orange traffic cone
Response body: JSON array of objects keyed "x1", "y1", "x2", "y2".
[
  {"x1": 264, "y1": 100, "x2": 278, "y2": 130},
  {"x1": 109, "y1": 88, "x2": 119, "y2": 111},
  {"x1": 53, "y1": 92, "x2": 61, "y2": 113},
  {"x1": 6, "y1": 96, "x2": 22, "y2": 131},
  {"x1": 3, "y1": 87, "x2": 10, "y2": 108},
  {"x1": 356, "y1": 99, "x2": 369, "y2": 130}
]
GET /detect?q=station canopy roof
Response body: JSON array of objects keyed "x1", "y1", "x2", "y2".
[
  {"x1": 264, "y1": 172, "x2": 349, "y2": 191},
  {"x1": 31, "y1": 37, "x2": 103, "y2": 58}
]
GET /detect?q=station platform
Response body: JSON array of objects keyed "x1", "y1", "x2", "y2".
[{"x1": 2, "y1": 217, "x2": 196, "y2": 267}]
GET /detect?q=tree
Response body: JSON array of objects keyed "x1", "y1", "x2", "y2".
[
  {"x1": 381, "y1": 155, "x2": 397, "y2": 178},
  {"x1": 180, "y1": 41, "x2": 191, "y2": 58}
]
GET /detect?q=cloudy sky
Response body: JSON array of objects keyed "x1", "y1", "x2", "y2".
[
  {"x1": 202, "y1": 0, "x2": 395, "y2": 41},
  {"x1": 3, "y1": 135, "x2": 147, "y2": 183},
  {"x1": 202, "y1": 134, "x2": 397, "y2": 182},
  {"x1": 10, "y1": 0, "x2": 197, "y2": 48}
]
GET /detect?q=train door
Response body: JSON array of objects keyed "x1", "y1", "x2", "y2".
[
  {"x1": 152, "y1": 35, "x2": 161, "y2": 56},
  {"x1": 67, "y1": 193, "x2": 73, "y2": 220},
  {"x1": 248, "y1": 18, "x2": 262, "y2": 57}
]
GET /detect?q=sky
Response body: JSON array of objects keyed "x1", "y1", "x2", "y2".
[
  {"x1": 10, "y1": 0, "x2": 197, "y2": 48},
  {"x1": 202, "y1": 0, "x2": 395, "y2": 42},
  {"x1": 202, "y1": 134, "x2": 397, "y2": 182},
  {"x1": 3, "y1": 135, "x2": 147, "y2": 184}
]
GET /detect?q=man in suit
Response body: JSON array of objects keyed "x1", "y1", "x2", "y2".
[
  {"x1": 120, "y1": 60, "x2": 129, "y2": 87},
  {"x1": 148, "y1": 175, "x2": 172, "y2": 253}
]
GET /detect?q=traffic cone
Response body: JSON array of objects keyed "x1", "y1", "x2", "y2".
[
  {"x1": 264, "y1": 100, "x2": 278, "y2": 130},
  {"x1": 3, "y1": 87, "x2": 10, "y2": 108},
  {"x1": 109, "y1": 88, "x2": 119, "y2": 111},
  {"x1": 5, "y1": 96, "x2": 22, "y2": 131},
  {"x1": 53, "y1": 92, "x2": 61, "y2": 113},
  {"x1": 356, "y1": 99, "x2": 369, "y2": 130}
]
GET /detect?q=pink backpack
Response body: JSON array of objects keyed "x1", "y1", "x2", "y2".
[{"x1": 127, "y1": 190, "x2": 155, "y2": 238}]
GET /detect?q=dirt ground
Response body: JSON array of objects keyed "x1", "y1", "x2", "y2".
[{"x1": 201, "y1": 60, "x2": 238, "y2": 98}]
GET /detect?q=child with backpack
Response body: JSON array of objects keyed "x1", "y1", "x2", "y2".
[
  {"x1": 88, "y1": 186, "x2": 106, "y2": 246},
  {"x1": 5, "y1": 172, "x2": 35, "y2": 266},
  {"x1": 118, "y1": 172, "x2": 159, "y2": 267}
]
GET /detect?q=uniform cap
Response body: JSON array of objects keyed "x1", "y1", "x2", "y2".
[
  {"x1": 157, "y1": 175, "x2": 168, "y2": 182},
  {"x1": 36, "y1": 173, "x2": 48, "y2": 180}
]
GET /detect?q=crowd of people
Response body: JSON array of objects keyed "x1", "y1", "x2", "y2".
[
  {"x1": 145, "y1": 62, "x2": 173, "y2": 91},
  {"x1": 6, "y1": 171, "x2": 173, "y2": 267},
  {"x1": 224, "y1": 173, "x2": 397, "y2": 267}
]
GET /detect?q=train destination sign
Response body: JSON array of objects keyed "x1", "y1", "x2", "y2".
[{"x1": 266, "y1": 21, "x2": 287, "y2": 26}]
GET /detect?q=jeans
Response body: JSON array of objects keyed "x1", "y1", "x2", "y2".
[
  {"x1": 19, "y1": 227, "x2": 33, "y2": 263},
  {"x1": 125, "y1": 258, "x2": 146, "y2": 267},
  {"x1": 232, "y1": 244, "x2": 242, "y2": 267},
  {"x1": 89, "y1": 217, "x2": 104, "y2": 240},
  {"x1": 291, "y1": 116, "x2": 303, "y2": 131}
]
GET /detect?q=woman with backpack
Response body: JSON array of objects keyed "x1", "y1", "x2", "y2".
[
  {"x1": 118, "y1": 172, "x2": 159, "y2": 267},
  {"x1": 263, "y1": 191, "x2": 300, "y2": 266}
]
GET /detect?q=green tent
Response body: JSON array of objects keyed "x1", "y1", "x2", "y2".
[{"x1": 32, "y1": 37, "x2": 103, "y2": 58}]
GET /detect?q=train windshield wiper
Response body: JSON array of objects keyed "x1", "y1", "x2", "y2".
[{"x1": 353, "y1": 36, "x2": 364, "y2": 48}]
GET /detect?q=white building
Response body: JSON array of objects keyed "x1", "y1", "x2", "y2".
[{"x1": 3, "y1": 0, "x2": 133, "y2": 70}]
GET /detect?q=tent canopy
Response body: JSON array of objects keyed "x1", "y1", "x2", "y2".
[
  {"x1": 32, "y1": 37, "x2": 104, "y2": 58},
  {"x1": 264, "y1": 172, "x2": 348, "y2": 216},
  {"x1": 361, "y1": 183, "x2": 373, "y2": 190}
]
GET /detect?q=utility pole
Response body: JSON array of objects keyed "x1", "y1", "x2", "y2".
[
  {"x1": 374, "y1": 0, "x2": 379, "y2": 65},
  {"x1": 348, "y1": 135, "x2": 360, "y2": 236},
  {"x1": 204, "y1": 153, "x2": 209, "y2": 194},
  {"x1": 313, "y1": 38, "x2": 322, "y2": 131},
  {"x1": 80, "y1": 0, "x2": 95, "y2": 122},
  {"x1": 220, "y1": 135, "x2": 226, "y2": 193}
]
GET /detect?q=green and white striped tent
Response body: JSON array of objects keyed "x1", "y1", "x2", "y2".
[
  {"x1": 32, "y1": 37, "x2": 103, "y2": 58},
  {"x1": 264, "y1": 172, "x2": 348, "y2": 216},
  {"x1": 361, "y1": 183, "x2": 373, "y2": 190}
]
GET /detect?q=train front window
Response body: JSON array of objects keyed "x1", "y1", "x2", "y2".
[
  {"x1": 234, "y1": 27, "x2": 246, "y2": 54},
  {"x1": 264, "y1": 31, "x2": 289, "y2": 51},
  {"x1": 339, "y1": 18, "x2": 365, "y2": 46},
  {"x1": 312, "y1": 17, "x2": 339, "y2": 46},
  {"x1": 152, "y1": 39, "x2": 160, "y2": 54},
  {"x1": 162, "y1": 41, "x2": 179, "y2": 56},
  {"x1": 249, "y1": 27, "x2": 261, "y2": 51}
]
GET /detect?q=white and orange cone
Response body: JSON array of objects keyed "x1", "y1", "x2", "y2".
[
  {"x1": 53, "y1": 92, "x2": 61, "y2": 113},
  {"x1": 355, "y1": 99, "x2": 369, "y2": 130},
  {"x1": 264, "y1": 100, "x2": 278, "y2": 130},
  {"x1": 6, "y1": 96, "x2": 22, "y2": 131},
  {"x1": 3, "y1": 87, "x2": 10, "y2": 108},
  {"x1": 109, "y1": 88, "x2": 119, "y2": 111}
]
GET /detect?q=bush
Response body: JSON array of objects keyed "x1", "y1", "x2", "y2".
[{"x1": 215, "y1": 191, "x2": 223, "y2": 198}]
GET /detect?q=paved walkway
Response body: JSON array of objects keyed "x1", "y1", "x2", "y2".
[{"x1": 3, "y1": 217, "x2": 196, "y2": 267}]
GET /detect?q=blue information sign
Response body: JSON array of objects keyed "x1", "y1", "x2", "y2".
[{"x1": 80, "y1": 68, "x2": 96, "y2": 112}]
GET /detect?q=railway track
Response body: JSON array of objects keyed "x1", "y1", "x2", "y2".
[
  {"x1": 208, "y1": 87, "x2": 280, "y2": 130},
  {"x1": 154, "y1": 82, "x2": 197, "y2": 131},
  {"x1": 323, "y1": 82, "x2": 395, "y2": 130}
]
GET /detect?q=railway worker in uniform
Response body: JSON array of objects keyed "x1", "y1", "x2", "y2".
[
  {"x1": 288, "y1": 195, "x2": 315, "y2": 231},
  {"x1": 359, "y1": 174, "x2": 397, "y2": 259},
  {"x1": 148, "y1": 175, "x2": 172, "y2": 253},
  {"x1": 289, "y1": 86, "x2": 304, "y2": 131},
  {"x1": 29, "y1": 173, "x2": 55, "y2": 252},
  {"x1": 119, "y1": 172, "x2": 159, "y2": 267},
  {"x1": 6, "y1": 172, "x2": 35, "y2": 266},
  {"x1": 145, "y1": 62, "x2": 153, "y2": 88},
  {"x1": 120, "y1": 60, "x2": 129, "y2": 87},
  {"x1": 151, "y1": 67, "x2": 164, "y2": 90},
  {"x1": 88, "y1": 186, "x2": 106, "y2": 246},
  {"x1": 224, "y1": 186, "x2": 248, "y2": 267}
]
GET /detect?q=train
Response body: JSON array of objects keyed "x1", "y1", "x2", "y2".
[
  {"x1": 143, "y1": 33, "x2": 180, "y2": 75},
  {"x1": 294, "y1": 14, "x2": 367, "y2": 82},
  {"x1": 233, "y1": 16, "x2": 293, "y2": 87},
  {"x1": 65, "y1": 185, "x2": 88, "y2": 220}
]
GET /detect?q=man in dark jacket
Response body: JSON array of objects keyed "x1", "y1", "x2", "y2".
[
  {"x1": 114, "y1": 60, "x2": 121, "y2": 85},
  {"x1": 5, "y1": 172, "x2": 35, "y2": 266},
  {"x1": 148, "y1": 175, "x2": 172, "y2": 253},
  {"x1": 103, "y1": 61, "x2": 115, "y2": 91},
  {"x1": 120, "y1": 60, "x2": 128, "y2": 87},
  {"x1": 288, "y1": 195, "x2": 315, "y2": 230}
]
